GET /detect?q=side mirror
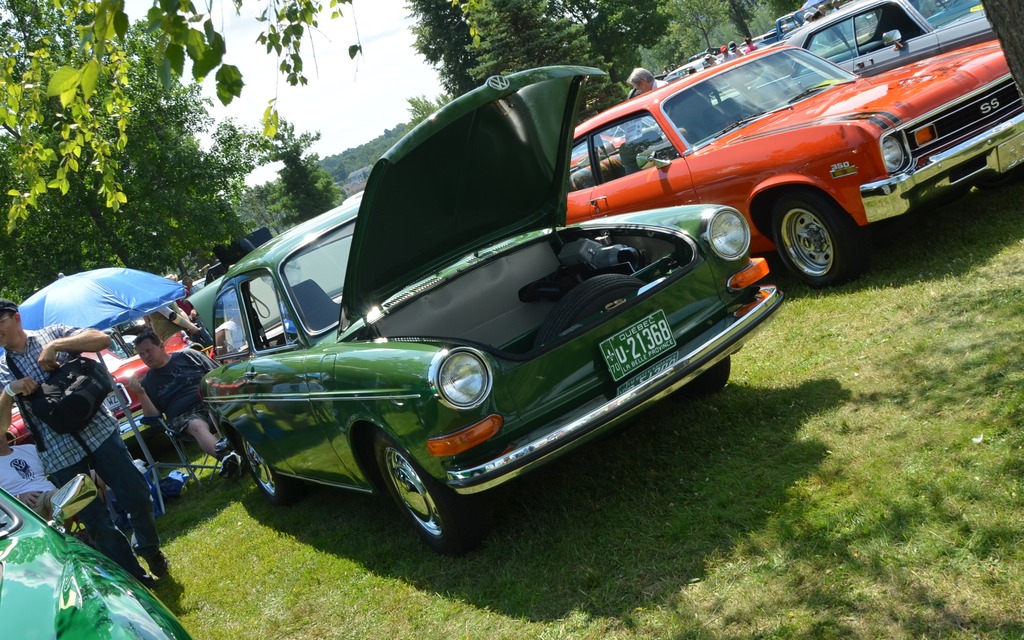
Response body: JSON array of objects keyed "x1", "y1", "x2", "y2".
[
  {"x1": 882, "y1": 29, "x2": 904, "y2": 49},
  {"x1": 635, "y1": 152, "x2": 672, "y2": 169},
  {"x1": 50, "y1": 473, "x2": 98, "y2": 525}
]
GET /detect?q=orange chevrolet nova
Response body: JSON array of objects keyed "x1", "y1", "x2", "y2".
[{"x1": 569, "y1": 42, "x2": 1024, "y2": 286}]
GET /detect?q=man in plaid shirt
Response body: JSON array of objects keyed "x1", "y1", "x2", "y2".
[{"x1": 0, "y1": 298, "x2": 168, "y2": 586}]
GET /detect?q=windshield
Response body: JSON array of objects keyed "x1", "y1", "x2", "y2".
[
  {"x1": 918, "y1": 0, "x2": 984, "y2": 29},
  {"x1": 281, "y1": 223, "x2": 355, "y2": 334},
  {"x1": 663, "y1": 49, "x2": 853, "y2": 148}
]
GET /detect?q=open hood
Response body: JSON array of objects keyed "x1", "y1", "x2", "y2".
[{"x1": 342, "y1": 65, "x2": 604, "y2": 326}]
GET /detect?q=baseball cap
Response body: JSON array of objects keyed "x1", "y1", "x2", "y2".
[{"x1": 0, "y1": 299, "x2": 18, "y2": 315}]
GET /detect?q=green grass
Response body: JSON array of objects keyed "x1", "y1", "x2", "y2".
[{"x1": 149, "y1": 179, "x2": 1024, "y2": 639}]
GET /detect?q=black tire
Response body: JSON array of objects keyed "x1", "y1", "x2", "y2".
[
  {"x1": 534, "y1": 274, "x2": 645, "y2": 347},
  {"x1": 235, "y1": 430, "x2": 303, "y2": 507},
  {"x1": 373, "y1": 432, "x2": 484, "y2": 555},
  {"x1": 674, "y1": 356, "x2": 731, "y2": 399},
  {"x1": 772, "y1": 191, "x2": 868, "y2": 287}
]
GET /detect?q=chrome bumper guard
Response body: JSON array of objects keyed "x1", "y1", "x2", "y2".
[
  {"x1": 447, "y1": 285, "x2": 784, "y2": 494},
  {"x1": 861, "y1": 112, "x2": 1024, "y2": 223}
]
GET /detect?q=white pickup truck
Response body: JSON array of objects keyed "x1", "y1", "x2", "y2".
[{"x1": 784, "y1": 0, "x2": 992, "y2": 76}]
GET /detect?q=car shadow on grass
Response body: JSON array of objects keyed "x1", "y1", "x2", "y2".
[{"x1": 231, "y1": 376, "x2": 847, "y2": 623}]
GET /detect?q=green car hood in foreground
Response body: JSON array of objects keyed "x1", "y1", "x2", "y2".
[
  {"x1": 343, "y1": 65, "x2": 604, "y2": 326},
  {"x1": 0, "y1": 489, "x2": 192, "y2": 639}
]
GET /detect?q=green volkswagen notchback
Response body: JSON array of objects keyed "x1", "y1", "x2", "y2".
[
  {"x1": 192, "y1": 66, "x2": 784, "y2": 554},
  {"x1": 0, "y1": 481, "x2": 193, "y2": 639}
]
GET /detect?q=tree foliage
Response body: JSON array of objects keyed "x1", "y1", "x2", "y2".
[
  {"x1": 0, "y1": 24, "x2": 261, "y2": 299},
  {"x1": 0, "y1": 0, "x2": 355, "y2": 227},
  {"x1": 407, "y1": 0, "x2": 480, "y2": 96},
  {"x1": 263, "y1": 120, "x2": 341, "y2": 225},
  {"x1": 669, "y1": 0, "x2": 732, "y2": 51},
  {"x1": 469, "y1": 0, "x2": 618, "y2": 113},
  {"x1": 545, "y1": 0, "x2": 668, "y2": 83},
  {"x1": 407, "y1": 94, "x2": 454, "y2": 128},
  {"x1": 319, "y1": 125, "x2": 410, "y2": 184}
]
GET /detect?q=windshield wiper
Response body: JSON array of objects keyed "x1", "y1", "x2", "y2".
[
  {"x1": 718, "y1": 110, "x2": 770, "y2": 135},
  {"x1": 787, "y1": 81, "x2": 839, "y2": 104}
]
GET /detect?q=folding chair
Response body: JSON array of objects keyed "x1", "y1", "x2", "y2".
[{"x1": 141, "y1": 414, "x2": 221, "y2": 483}]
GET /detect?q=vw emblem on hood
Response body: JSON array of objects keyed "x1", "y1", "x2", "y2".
[{"x1": 486, "y1": 75, "x2": 510, "y2": 91}]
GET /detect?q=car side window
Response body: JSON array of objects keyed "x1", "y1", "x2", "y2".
[
  {"x1": 240, "y1": 273, "x2": 299, "y2": 352},
  {"x1": 592, "y1": 115, "x2": 677, "y2": 180},
  {"x1": 568, "y1": 140, "x2": 594, "y2": 191},
  {"x1": 807, "y1": 19, "x2": 858, "y2": 64},
  {"x1": 212, "y1": 288, "x2": 249, "y2": 361},
  {"x1": 854, "y1": 4, "x2": 924, "y2": 54}
]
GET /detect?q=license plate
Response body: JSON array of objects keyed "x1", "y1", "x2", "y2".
[
  {"x1": 599, "y1": 309, "x2": 676, "y2": 381},
  {"x1": 104, "y1": 385, "x2": 130, "y2": 413},
  {"x1": 996, "y1": 132, "x2": 1024, "y2": 172}
]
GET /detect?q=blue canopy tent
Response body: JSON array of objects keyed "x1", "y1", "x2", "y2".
[
  {"x1": 18, "y1": 268, "x2": 188, "y2": 513},
  {"x1": 801, "y1": 0, "x2": 830, "y2": 9}
]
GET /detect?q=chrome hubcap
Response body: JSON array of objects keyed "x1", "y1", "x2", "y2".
[
  {"x1": 245, "y1": 441, "x2": 276, "y2": 496},
  {"x1": 781, "y1": 207, "x2": 833, "y2": 276},
  {"x1": 385, "y1": 447, "x2": 442, "y2": 538}
]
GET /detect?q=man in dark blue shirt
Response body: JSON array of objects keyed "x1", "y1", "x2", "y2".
[{"x1": 128, "y1": 328, "x2": 241, "y2": 478}]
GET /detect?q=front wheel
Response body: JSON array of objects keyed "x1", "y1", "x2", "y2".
[
  {"x1": 373, "y1": 432, "x2": 484, "y2": 555},
  {"x1": 234, "y1": 430, "x2": 303, "y2": 507},
  {"x1": 772, "y1": 191, "x2": 868, "y2": 287}
]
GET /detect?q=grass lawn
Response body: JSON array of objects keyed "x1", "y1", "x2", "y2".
[{"x1": 149, "y1": 179, "x2": 1024, "y2": 639}]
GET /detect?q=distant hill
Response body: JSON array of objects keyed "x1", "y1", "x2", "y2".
[{"x1": 320, "y1": 123, "x2": 410, "y2": 194}]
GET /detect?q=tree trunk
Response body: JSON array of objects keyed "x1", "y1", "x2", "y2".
[
  {"x1": 985, "y1": 0, "x2": 1024, "y2": 98},
  {"x1": 727, "y1": 0, "x2": 752, "y2": 39}
]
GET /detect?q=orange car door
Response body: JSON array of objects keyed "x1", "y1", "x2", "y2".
[{"x1": 567, "y1": 114, "x2": 699, "y2": 224}]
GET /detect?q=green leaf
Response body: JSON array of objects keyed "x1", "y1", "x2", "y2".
[
  {"x1": 58, "y1": 88, "x2": 77, "y2": 108},
  {"x1": 80, "y1": 60, "x2": 99, "y2": 101},
  {"x1": 215, "y1": 64, "x2": 244, "y2": 105},
  {"x1": 166, "y1": 43, "x2": 185, "y2": 78},
  {"x1": 46, "y1": 66, "x2": 80, "y2": 98},
  {"x1": 113, "y1": 11, "x2": 130, "y2": 38},
  {"x1": 348, "y1": 44, "x2": 361, "y2": 59}
]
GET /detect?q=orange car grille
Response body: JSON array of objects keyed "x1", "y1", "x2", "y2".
[{"x1": 908, "y1": 79, "x2": 1023, "y2": 160}]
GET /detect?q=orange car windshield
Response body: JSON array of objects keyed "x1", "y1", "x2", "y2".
[{"x1": 663, "y1": 49, "x2": 852, "y2": 148}]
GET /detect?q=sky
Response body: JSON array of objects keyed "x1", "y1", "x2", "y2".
[{"x1": 128, "y1": 1, "x2": 443, "y2": 184}]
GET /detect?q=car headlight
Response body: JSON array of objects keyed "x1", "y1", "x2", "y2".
[
  {"x1": 704, "y1": 208, "x2": 750, "y2": 260},
  {"x1": 432, "y1": 348, "x2": 492, "y2": 410},
  {"x1": 881, "y1": 135, "x2": 906, "y2": 173}
]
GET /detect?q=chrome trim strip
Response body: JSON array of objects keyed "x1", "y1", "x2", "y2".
[
  {"x1": 204, "y1": 392, "x2": 421, "y2": 405},
  {"x1": 446, "y1": 285, "x2": 783, "y2": 494},
  {"x1": 861, "y1": 112, "x2": 1024, "y2": 223}
]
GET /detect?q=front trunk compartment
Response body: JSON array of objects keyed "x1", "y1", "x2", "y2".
[{"x1": 371, "y1": 226, "x2": 703, "y2": 354}]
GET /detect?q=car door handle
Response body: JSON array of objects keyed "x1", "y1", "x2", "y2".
[
  {"x1": 589, "y1": 196, "x2": 607, "y2": 213},
  {"x1": 856, "y1": 58, "x2": 873, "y2": 69}
]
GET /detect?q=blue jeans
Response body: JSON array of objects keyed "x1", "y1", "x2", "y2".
[{"x1": 50, "y1": 430, "x2": 161, "y2": 579}]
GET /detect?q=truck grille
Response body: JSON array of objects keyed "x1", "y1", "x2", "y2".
[{"x1": 907, "y1": 78, "x2": 1023, "y2": 163}]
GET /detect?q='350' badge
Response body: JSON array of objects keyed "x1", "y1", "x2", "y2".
[{"x1": 830, "y1": 161, "x2": 858, "y2": 178}]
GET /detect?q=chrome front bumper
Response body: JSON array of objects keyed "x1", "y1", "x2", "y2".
[
  {"x1": 446, "y1": 285, "x2": 784, "y2": 494},
  {"x1": 861, "y1": 112, "x2": 1024, "y2": 223}
]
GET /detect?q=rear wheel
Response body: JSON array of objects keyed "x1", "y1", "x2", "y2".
[
  {"x1": 373, "y1": 432, "x2": 484, "y2": 555},
  {"x1": 534, "y1": 274, "x2": 645, "y2": 347},
  {"x1": 235, "y1": 430, "x2": 302, "y2": 506},
  {"x1": 772, "y1": 191, "x2": 867, "y2": 287}
]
